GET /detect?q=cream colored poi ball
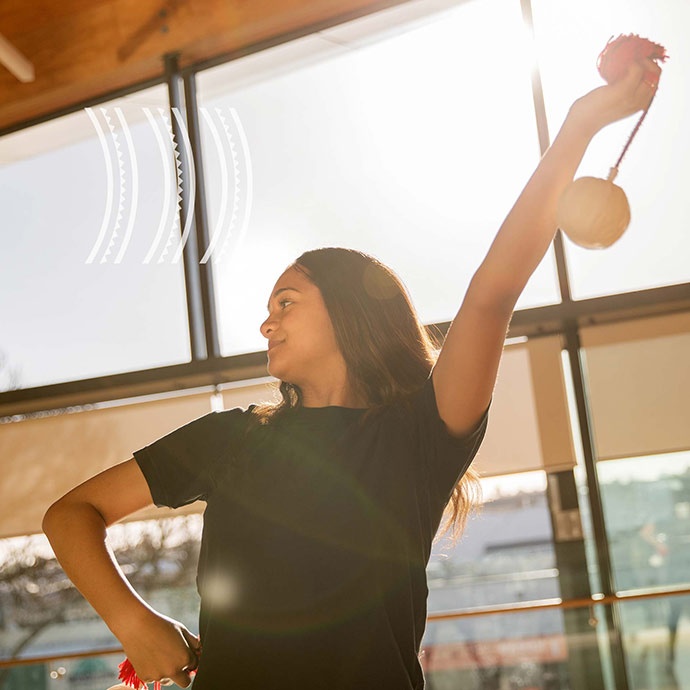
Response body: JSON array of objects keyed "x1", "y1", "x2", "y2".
[{"x1": 557, "y1": 175, "x2": 631, "y2": 249}]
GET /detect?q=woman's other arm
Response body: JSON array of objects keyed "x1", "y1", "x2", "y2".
[{"x1": 42, "y1": 459, "x2": 199, "y2": 687}]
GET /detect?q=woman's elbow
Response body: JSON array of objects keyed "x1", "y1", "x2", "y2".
[
  {"x1": 42, "y1": 496, "x2": 104, "y2": 542},
  {"x1": 42, "y1": 497, "x2": 68, "y2": 540}
]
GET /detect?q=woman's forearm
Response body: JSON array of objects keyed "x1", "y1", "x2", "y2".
[
  {"x1": 470, "y1": 60, "x2": 659, "y2": 310},
  {"x1": 470, "y1": 111, "x2": 595, "y2": 307},
  {"x1": 42, "y1": 500, "x2": 153, "y2": 638}
]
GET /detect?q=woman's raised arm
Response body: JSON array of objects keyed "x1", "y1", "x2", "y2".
[{"x1": 432, "y1": 58, "x2": 661, "y2": 437}]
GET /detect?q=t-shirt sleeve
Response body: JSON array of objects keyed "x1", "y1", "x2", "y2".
[
  {"x1": 408, "y1": 375, "x2": 489, "y2": 503},
  {"x1": 133, "y1": 407, "x2": 247, "y2": 509}
]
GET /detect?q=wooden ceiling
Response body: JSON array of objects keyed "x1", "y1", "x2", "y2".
[{"x1": 0, "y1": 0, "x2": 402, "y2": 134}]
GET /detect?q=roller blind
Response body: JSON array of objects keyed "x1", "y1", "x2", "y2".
[
  {"x1": 0, "y1": 336, "x2": 576, "y2": 538},
  {"x1": 220, "y1": 337, "x2": 577, "y2": 478},
  {"x1": 0, "y1": 392, "x2": 213, "y2": 539},
  {"x1": 473, "y1": 335, "x2": 576, "y2": 478},
  {"x1": 580, "y1": 312, "x2": 690, "y2": 461}
]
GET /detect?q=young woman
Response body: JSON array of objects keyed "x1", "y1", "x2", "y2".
[{"x1": 43, "y1": 58, "x2": 660, "y2": 689}]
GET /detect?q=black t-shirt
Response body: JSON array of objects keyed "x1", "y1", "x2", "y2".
[{"x1": 134, "y1": 376, "x2": 488, "y2": 689}]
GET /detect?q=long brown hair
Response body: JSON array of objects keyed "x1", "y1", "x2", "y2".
[{"x1": 253, "y1": 247, "x2": 481, "y2": 540}]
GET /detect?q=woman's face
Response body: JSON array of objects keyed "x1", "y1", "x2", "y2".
[{"x1": 260, "y1": 265, "x2": 345, "y2": 386}]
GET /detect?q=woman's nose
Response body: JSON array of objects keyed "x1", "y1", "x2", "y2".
[{"x1": 260, "y1": 315, "x2": 274, "y2": 338}]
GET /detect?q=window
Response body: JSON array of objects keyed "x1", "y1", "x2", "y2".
[
  {"x1": 196, "y1": 0, "x2": 560, "y2": 356},
  {"x1": 598, "y1": 451, "x2": 690, "y2": 592},
  {"x1": 0, "y1": 86, "x2": 191, "y2": 390},
  {"x1": 532, "y1": 0, "x2": 690, "y2": 299}
]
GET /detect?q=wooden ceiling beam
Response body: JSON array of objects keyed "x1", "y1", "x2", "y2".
[{"x1": 0, "y1": 0, "x2": 404, "y2": 133}]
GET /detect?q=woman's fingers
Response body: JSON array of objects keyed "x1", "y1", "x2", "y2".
[
  {"x1": 180, "y1": 625, "x2": 202, "y2": 653},
  {"x1": 180, "y1": 626, "x2": 202, "y2": 671},
  {"x1": 643, "y1": 56, "x2": 663, "y2": 83},
  {"x1": 157, "y1": 625, "x2": 201, "y2": 686},
  {"x1": 631, "y1": 58, "x2": 662, "y2": 110},
  {"x1": 167, "y1": 667, "x2": 194, "y2": 688},
  {"x1": 641, "y1": 61, "x2": 662, "y2": 102}
]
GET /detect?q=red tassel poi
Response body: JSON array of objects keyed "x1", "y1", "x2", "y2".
[
  {"x1": 597, "y1": 34, "x2": 668, "y2": 85},
  {"x1": 118, "y1": 659, "x2": 156, "y2": 690},
  {"x1": 117, "y1": 658, "x2": 197, "y2": 689}
]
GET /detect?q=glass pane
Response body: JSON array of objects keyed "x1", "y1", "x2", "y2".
[
  {"x1": 532, "y1": 0, "x2": 690, "y2": 299},
  {"x1": 619, "y1": 595, "x2": 690, "y2": 690},
  {"x1": 196, "y1": 0, "x2": 560, "y2": 357},
  {"x1": 423, "y1": 595, "x2": 690, "y2": 690},
  {"x1": 0, "y1": 86, "x2": 191, "y2": 391},
  {"x1": 428, "y1": 471, "x2": 559, "y2": 612},
  {"x1": 422, "y1": 609, "x2": 576, "y2": 689},
  {"x1": 598, "y1": 451, "x2": 690, "y2": 593}
]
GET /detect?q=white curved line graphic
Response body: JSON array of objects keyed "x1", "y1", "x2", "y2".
[
  {"x1": 213, "y1": 108, "x2": 241, "y2": 265},
  {"x1": 143, "y1": 107, "x2": 173, "y2": 264},
  {"x1": 199, "y1": 108, "x2": 229, "y2": 264},
  {"x1": 100, "y1": 110, "x2": 125, "y2": 263},
  {"x1": 155, "y1": 110, "x2": 181, "y2": 263},
  {"x1": 114, "y1": 107, "x2": 138, "y2": 264},
  {"x1": 171, "y1": 107, "x2": 197, "y2": 265},
  {"x1": 84, "y1": 107, "x2": 114, "y2": 264},
  {"x1": 219, "y1": 107, "x2": 253, "y2": 262}
]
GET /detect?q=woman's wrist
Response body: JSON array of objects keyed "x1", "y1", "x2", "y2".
[
  {"x1": 107, "y1": 598, "x2": 158, "y2": 641},
  {"x1": 561, "y1": 102, "x2": 603, "y2": 144}
]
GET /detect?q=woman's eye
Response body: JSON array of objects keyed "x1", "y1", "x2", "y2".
[{"x1": 279, "y1": 299, "x2": 293, "y2": 308}]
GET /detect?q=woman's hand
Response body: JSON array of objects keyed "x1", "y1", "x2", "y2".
[
  {"x1": 567, "y1": 57, "x2": 662, "y2": 137},
  {"x1": 116, "y1": 609, "x2": 201, "y2": 688}
]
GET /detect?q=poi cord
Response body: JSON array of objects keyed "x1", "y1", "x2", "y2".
[{"x1": 609, "y1": 91, "x2": 656, "y2": 182}]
